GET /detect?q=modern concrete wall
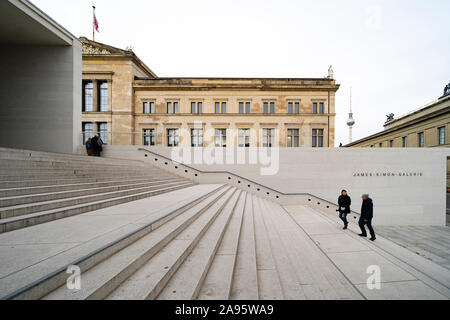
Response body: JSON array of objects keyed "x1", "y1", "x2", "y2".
[
  {"x1": 103, "y1": 146, "x2": 449, "y2": 226},
  {"x1": 0, "y1": 43, "x2": 81, "y2": 154}
]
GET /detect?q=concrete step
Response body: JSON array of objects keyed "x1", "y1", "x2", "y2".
[
  {"x1": 198, "y1": 192, "x2": 247, "y2": 300},
  {"x1": 0, "y1": 180, "x2": 191, "y2": 219},
  {"x1": 0, "y1": 168, "x2": 161, "y2": 177},
  {"x1": 252, "y1": 194, "x2": 284, "y2": 300},
  {"x1": 0, "y1": 182, "x2": 195, "y2": 233},
  {"x1": 0, "y1": 158, "x2": 153, "y2": 169},
  {"x1": 105, "y1": 188, "x2": 238, "y2": 300},
  {"x1": 42, "y1": 186, "x2": 233, "y2": 300},
  {"x1": 0, "y1": 178, "x2": 185, "y2": 207},
  {"x1": 274, "y1": 204, "x2": 360, "y2": 299},
  {"x1": 257, "y1": 197, "x2": 307, "y2": 299},
  {"x1": 229, "y1": 192, "x2": 259, "y2": 300},
  {"x1": 158, "y1": 190, "x2": 244, "y2": 300},
  {"x1": 0, "y1": 174, "x2": 174, "y2": 189},
  {"x1": 0, "y1": 176, "x2": 179, "y2": 197}
]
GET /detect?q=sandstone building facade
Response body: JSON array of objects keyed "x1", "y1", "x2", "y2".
[{"x1": 81, "y1": 37, "x2": 339, "y2": 148}]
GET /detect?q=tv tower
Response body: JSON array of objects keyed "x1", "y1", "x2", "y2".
[{"x1": 347, "y1": 87, "x2": 355, "y2": 143}]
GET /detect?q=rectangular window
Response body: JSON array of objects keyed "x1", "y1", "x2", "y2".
[
  {"x1": 390, "y1": 140, "x2": 394, "y2": 148},
  {"x1": 238, "y1": 129, "x2": 251, "y2": 148},
  {"x1": 167, "y1": 129, "x2": 179, "y2": 147},
  {"x1": 167, "y1": 102, "x2": 179, "y2": 114},
  {"x1": 143, "y1": 129, "x2": 155, "y2": 146},
  {"x1": 82, "y1": 122, "x2": 93, "y2": 143},
  {"x1": 438, "y1": 126, "x2": 446, "y2": 145},
  {"x1": 239, "y1": 102, "x2": 251, "y2": 114},
  {"x1": 262, "y1": 129, "x2": 275, "y2": 147},
  {"x1": 379, "y1": 143, "x2": 383, "y2": 148},
  {"x1": 99, "y1": 82, "x2": 108, "y2": 112},
  {"x1": 287, "y1": 129, "x2": 300, "y2": 148},
  {"x1": 191, "y1": 102, "x2": 203, "y2": 114},
  {"x1": 418, "y1": 132, "x2": 424, "y2": 148},
  {"x1": 98, "y1": 123, "x2": 108, "y2": 144},
  {"x1": 313, "y1": 102, "x2": 318, "y2": 114},
  {"x1": 312, "y1": 129, "x2": 324, "y2": 148},
  {"x1": 215, "y1": 102, "x2": 227, "y2": 114},
  {"x1": 288, "y1": 102, "x2": 300, "y2": 114},
  {"x1": 263, "y1": 102, "x2": 275, "y2": 114},
  {"x1": 191, "y1": 129, "x2": 203, "y2": 147},
  {"x1": 215, "y1": 129, "x2": 227, "y2": 147},
  {"x1": 319, "y1": 102, "x2": 324, "y2": 114},
  {"x1": 143, "y1": 101, "x2": 155, "y2": 114},
  {"x1": 83, "y1": 81, "x2": 93, "y2": 112},
  {"x1": 402, "y1": 136, "x2": 408, "y2": 148}
]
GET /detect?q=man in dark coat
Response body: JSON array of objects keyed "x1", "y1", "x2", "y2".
[
  {"x1": 359, "y1": 194, "x2": 376, "y2": 241},
  {"x1": 91, "y1": 135, "x2": 99, "y2": 157},
  {"x1": 338, "y1": 190, "x2": 351, "y2": 229}
]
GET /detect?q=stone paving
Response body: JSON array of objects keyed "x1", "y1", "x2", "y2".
[{"x1": 376, "y1": 226, "x2": 450, "y2": 270}]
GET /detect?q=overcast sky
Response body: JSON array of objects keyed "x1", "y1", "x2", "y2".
[{"x1": 32, "y1": 0, "x2": 450, "y2": 146}]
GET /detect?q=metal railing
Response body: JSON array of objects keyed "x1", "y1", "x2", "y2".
[{"x1": 138, "y1": 147, "x2": 363, "y2": 217}]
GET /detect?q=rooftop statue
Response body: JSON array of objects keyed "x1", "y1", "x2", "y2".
[
  {"x1": 328, "y1": 65, "x2": 334, "y2": 79},
  {"x1": 444, "y1": 82, "x2": 450, "y2": 97},
  {"x1": 386, "y1": 113, "x2": 395, "y2": 122}
]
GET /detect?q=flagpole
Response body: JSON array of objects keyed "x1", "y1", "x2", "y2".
[{"x1": 92, "y1": 5, "x2": 96, "y2": 41}]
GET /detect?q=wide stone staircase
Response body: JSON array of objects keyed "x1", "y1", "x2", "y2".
[
  {"x1": 0, "y1": 148, "x2": 194, "y2": 233},
  {"x1": 0, "y1": 148, "x2": 448, "y2": 300}
]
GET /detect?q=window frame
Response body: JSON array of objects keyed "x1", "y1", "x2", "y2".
[
  {"x1": 191, "y1": 128, "x2": 204, "y2": 147},
  {"x1": 238, "y1": 128, "x2": 251, "y2": 148},
  {"x1": 214, "y1": 129, "x2": 227, "y2": 147},
  {"x1": 438, "y1": 126, "x2": 446, "y2": 145},
  {"x1": 312, "y1": 129, "x2": 324, "y2": 148},
  {"x1": 287, "y1": 129, "x2": 300, "y2": 148},
  {"x1": 167, "y1": 128, "x2": 179, "y2": 147},
  {"x1": 262, "y1": 128, "x2": 275, "y2": 148},
  {"x1": 143, "y1": 129, "x2": 156, "y2": 146}
]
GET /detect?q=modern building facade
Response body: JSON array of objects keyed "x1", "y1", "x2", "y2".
[
  {"x1": 0, "y1": 0, "x2": 82, "y2": 154},
  {"x1": 345, "y1": 87, "x2": 450, "y2": 188},
  {"x1": 81, "y1": 38, "x2": 339, "y2": 148}
]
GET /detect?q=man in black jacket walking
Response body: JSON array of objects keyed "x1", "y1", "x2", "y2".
[
  {"x1": 359, "y1": 194, "x2": 376, "y2": 241},
  {"x1": 338, "y1": 190, "x2": 351, "y2": 230}
]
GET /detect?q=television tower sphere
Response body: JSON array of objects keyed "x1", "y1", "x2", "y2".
[{"x1": 347, "y1": 114, "x2": 355, "y2": 127}]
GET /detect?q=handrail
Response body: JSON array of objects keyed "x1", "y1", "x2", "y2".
[{"x1": 138, "y1": 147, "x2": 362, "y2": 217}]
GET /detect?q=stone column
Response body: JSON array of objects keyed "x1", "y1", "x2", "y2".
[{"x1": 92, "y1": 80, "x2": 98, "y2": 112}]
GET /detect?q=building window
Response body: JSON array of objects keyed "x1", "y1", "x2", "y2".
[
  {"x1": 418, "y1": 132, "x2": 424, "y2": 148},
  {"x1": 238, "y1": 129, "x2": 250, "y2": 148},
  {"x1": 99, "y1": 82, "x2": 108, "y2": 112},
  {"x1": 143, "y1": 129, "x2": 155, "y2": 146},
  {"x1": 98, "y1": 122, "x2": 108, "y2": 144},
  {"x1": 83, "y1": 81, "x2": 93, "y2": 112},
  {"x1": 143, "y1": 101, "x2": 155, "y2": 114},
  {"x1": 167, "y1": 102, "x2": 179, "y2": 114},
  {"x1": 263, "y1": 102, "x2": 275, "y2": 114},
  {"x1": 313, "y1": 102, "x2": 325, "y2": 114},
  {"x1": 402, "y1": 136, "x2": 408, "y2": 148},
  {"x1": 262, "y1": 129, "x2": 275, "y2": 147},
  {"x1": 370, "y1": 145, "x2": 374, "y2": 148},
  {"x1": 215, "y1": 102, "x2": 227, "y2": 114},
  {"x1": 215, "y1": 129, "x2": 227, "y2": 147},
  {"x1": 83, "y1": 122, "x2": 94, "y2": 143},
  {"x1": 239, "y1": 102, "x2": 251, "y2": 114},
  {"x1": 191, "y1": 102, "x2": 203, "y2": 114},
  {"x1": 287, "y1": 129, "x2": 300, "y2": 147},
  {"x1": 379, "y1": 143, "x2": 383, "y2": 148},
  {"x1": 389, "y1": 140, "x2": 394, "y2": 148},
  {"x1": 288, "y1": 102, "x2": 300, "y2": 114},
  {"x1": 167, "y1": 129, "x2": 179, "y2": 147},
  {"x1": 191, "y1": 129, "x2": 203, "y2": 147},
  {"x1": 312, "y1": 129, "x2": 324, "y2": 148},
  {"x1": 438, "y1": 126, "x2": 446, "y2": 145}
]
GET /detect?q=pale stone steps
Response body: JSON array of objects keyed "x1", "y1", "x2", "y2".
[
  {"x1": 41, "y1": 186, "x2": 231, "y2": 300},
  {"x1": 281, "y1": 205, "x2": 363, "y2": 300},
  {"x1": 0, "y1": 177, "x2": 185, "y2": 207},
  {"x1": 256, "y1": 197, "x2": 308, "y2": 299},
  {"x1": 252, "y1": 194, "x2": 284, "y2": 300},
  {"x1": 0, "y1": 174, "x2": 172, "y2": 189},
  {"x1": 0, "y1": 168, "x2": 162, "y2": 179},
  {"x1": 0, "y1": 185, "x2": 225, "y2": 300},
  {"x1": 105, "y1": 188, "x2": 238, "y2": 300},
  {"x1": 229, "y1": 191, "x2": 259, "y2": 300},
  {"x1": 0, "y1": 158, "x2": 155, "y2": 169},
  {"x1": 0, "y1": 182, "x2": 195, "y2": 233},
  {"x1": 0, "y1": 176, "x2": 178, "y2": 197},
  {"x1": 0, "y1": 180, "x2": 191, "y2": 219},
  {"x1": 198, "y1": 192, "x2": 247, "y2": 300},
  {"x1": 157, "y1": 190, "x2": 244, "y2": 300}
]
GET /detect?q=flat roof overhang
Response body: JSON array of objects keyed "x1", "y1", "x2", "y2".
[{"x1": 0, "y1": 0, "x2": 79, "y2": 46}]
